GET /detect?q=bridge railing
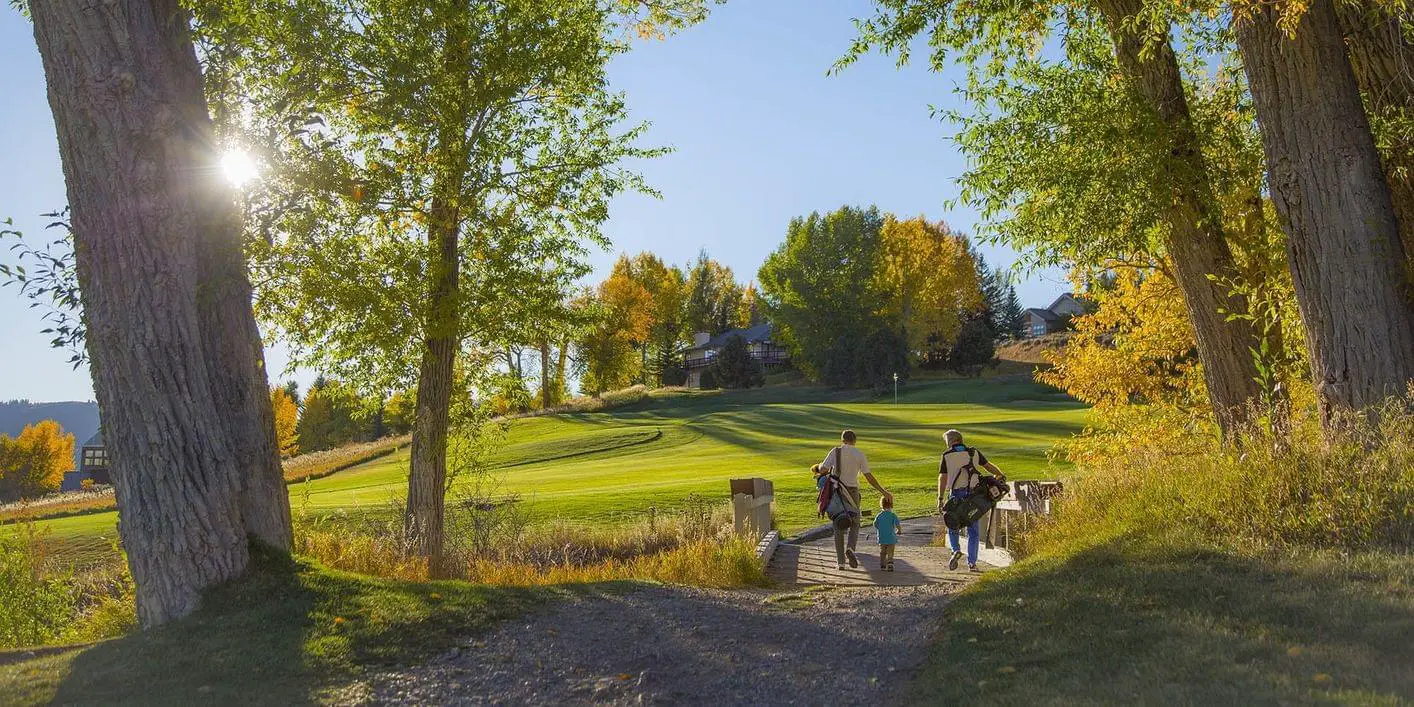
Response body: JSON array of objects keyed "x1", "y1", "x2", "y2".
[
  {"x1": 729, "y1": 477, "x2": 778, "y2": 562},
  {"x1": 983, "y1": 479, "x2": 1063, "y2": 550}
]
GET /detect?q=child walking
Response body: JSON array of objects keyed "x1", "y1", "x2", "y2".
[{"x1": 874, "y1": 496, "x2": 901, "y2": 571}]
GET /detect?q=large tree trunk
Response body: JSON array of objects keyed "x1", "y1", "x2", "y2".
[
  {"x1": 197, "y1": 187, "x2": 291, "y2": 551},
  {"x1": 30, "y1": 0, "x2": 252, "y2": 626},
  {"x1": 1235, "y1": 0, "x2": 1414, "y2": 419},
  {"x1": 406, "y1": 195, "x2": 460, "y2": 579},
  {"x1": 1096, "y1": 0, "x2": 1267, "y2": 435},
  {"x1": 1339, "y1": 1, "x2": 1414, "y2": 273}
]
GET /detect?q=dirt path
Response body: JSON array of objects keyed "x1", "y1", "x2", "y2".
[{"x1": 362, "y1": 581, "x2": 956, "y2": 706}]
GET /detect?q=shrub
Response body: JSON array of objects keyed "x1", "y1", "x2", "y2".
[
  {"x1": 0, "y1": 525, "x2": 75, "y2": 648},
  {"x1": 660, "y1": 364, "x2": 688, "y2": 387},
  {"x1": 947, "y1": 315, "x2": 995, "y2": 372},
  {"x1": 708, "y1": 335, "x2": 764, "y2": 389},
  {"x1": 699, "y1": 367, "x2": 720, "y2": 390},
  {"x1": 1019, "y1": 395, "x2": 1414, "y2": 559}
]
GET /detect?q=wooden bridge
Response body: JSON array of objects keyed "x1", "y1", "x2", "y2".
[{"x1": 732, "y1": 477, "x2": 1060, "y2": 588}]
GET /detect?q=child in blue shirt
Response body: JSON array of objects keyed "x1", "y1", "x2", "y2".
[{"x1": 874, "y1": 496, "x2": 901, "y2": 571}]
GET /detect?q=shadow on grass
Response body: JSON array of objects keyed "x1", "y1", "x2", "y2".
[
  {"x1": 45, "y1": 547, "x2": 558, "y2": 705},
  {"x1": 913, "y1": 535, "x2": 1414, "y2": 703}
]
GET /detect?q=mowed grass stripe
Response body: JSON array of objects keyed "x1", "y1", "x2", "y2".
[{"x1": 30, "y1": 378, "x2": 1085, "y2": 565}]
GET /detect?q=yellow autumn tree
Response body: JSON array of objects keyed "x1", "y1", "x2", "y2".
[
  {"x1": 0, "y1": 420, "x2": 75, "y2": 502},
  {"x1": 271, "y1": 387, "x2": 300, "y2": 458},
  {"x1": 876, "y1": 215, "x2": 983, "y2": 355}
]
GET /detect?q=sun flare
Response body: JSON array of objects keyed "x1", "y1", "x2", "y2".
[{"x1": 220, "y1": 149, "x2": 259, "y2": 187}]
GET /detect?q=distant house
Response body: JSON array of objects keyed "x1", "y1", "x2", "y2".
[
  {"x1": 60, "y1": 431, "x2": 111, "y2": 492},
  {"x1": 681, "y1": 323, "x2": 789, "y2": 388},
  {"x1": 1023, "y1": 293, "x2": 1091, "y2": 338}
]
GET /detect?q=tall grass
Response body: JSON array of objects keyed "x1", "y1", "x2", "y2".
[
  {"x1": 0, "y1": 522, "x2": 134, "y2": 649},
  {"x1": 1021, "y1": 397, "x2": 1414, "y2": 558},
  {"x1": 294, "y1": 495, "x2": 767, "y2": 588}
]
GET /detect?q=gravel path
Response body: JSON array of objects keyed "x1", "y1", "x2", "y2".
[{"x1": 363, "y1": 582, "x2": 956, "y2": 706}]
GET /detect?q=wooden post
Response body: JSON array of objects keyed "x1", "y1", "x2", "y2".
[{"x1": 730, "y1": 478, "x2": 774, "y2": 540}]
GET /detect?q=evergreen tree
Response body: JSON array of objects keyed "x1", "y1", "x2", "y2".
[{"x1": 708, "y1": 335, "x2": 765, "y2": 389}]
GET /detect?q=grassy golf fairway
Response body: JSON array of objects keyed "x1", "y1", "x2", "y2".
[{"x1": 32, "y1": 377, "x2": 1085, "y2": 564}]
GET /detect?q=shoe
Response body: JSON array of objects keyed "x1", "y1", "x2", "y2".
[
  {"x1": 886, "y1": 563, "x2": 895, "y2": 572},
  {"x1": 837, "y1": 563, "x2": 847, "y2": 571},
  {"x1": 948, "y1": 551, "x2": 963, "y2": 571},
  {"x1": 845, "y1": 550, "x2": 858, "y2": 568},
  {"x1": 968, "y1": 564, "x2": 981, "y2": 573}
]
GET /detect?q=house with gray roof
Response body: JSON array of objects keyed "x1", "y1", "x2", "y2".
[
  {"x1": 60, "y1": 430, "x2": 111, "y2": 491},
  {"x1": 681, "y1": 323, "x2": 789, "y2": 388},
  {"x1": 1023, "y1": 293, "x2": 1091, "y2": 338}
]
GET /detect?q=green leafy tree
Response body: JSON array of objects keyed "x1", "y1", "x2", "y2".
[
  {"x1": 684, "y1": 251, "x2": 746, "y2": 337},
  {"x1": 856, "y1": 328, "x2": 910, "y2": 392},
  {"x1": 844, "y1": 0, "x2": 1268, "y2": 436},
  {"x1": 222, "y1": 0, "x2": 675, "y2": 574},
  {"x1": 758, "y1": 205, "x2": 889, "y2": 384},
  {"x1": 708, "y1": 335, "x2": 765, "y2": 389}
]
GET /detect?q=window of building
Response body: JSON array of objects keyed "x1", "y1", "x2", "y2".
[
  {"x1": 83, "y1": 448, "x2": 108, "y2": 468},
  {"x1": 1031, "y1": 322, "x2": 1047, "y2": 337}
]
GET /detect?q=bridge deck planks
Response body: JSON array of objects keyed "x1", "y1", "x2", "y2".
[{"x1": 767, "y1": 517, "x2": 999, "y2": 587}]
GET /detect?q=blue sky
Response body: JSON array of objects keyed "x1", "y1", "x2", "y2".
[{"x1": 0, "y1": 1, "x2": 1067, "y2": 403}]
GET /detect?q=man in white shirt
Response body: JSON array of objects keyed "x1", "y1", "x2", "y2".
[{"x1": 819, "y1": 429, "x2": 894, "y2": 570}]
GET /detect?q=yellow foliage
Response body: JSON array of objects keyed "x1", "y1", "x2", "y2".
[
  {"x1": 1039, "y1": 265, "x2": 1206, "y2": 412},
  {"x1": 599, "y1": 271, "x2": 655, "y2": 344},
  {"x1": 271, "y1": 387, "x2": 300, "y2": 458},
  {"x1": 877, "y1": 216, "x2": 982, "y2": 352},
  {"x1": 0, "y1": 420, "x2": 75, "y2": 502}
]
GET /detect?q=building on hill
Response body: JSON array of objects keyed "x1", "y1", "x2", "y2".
[
  {"x1": 1023, "y1": 293, "x2": 1091, "y2": 338},
  {"x1": 60, "y1": 431, "x2": 110, "y2": 491},
  {"x1": 681, "y1": 323, "x2": 789, "y2": 388}
]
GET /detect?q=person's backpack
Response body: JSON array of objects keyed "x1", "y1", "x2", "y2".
[
  {"x1": 942, "y1": 445, "x2": 982, "y2": 492},
  {"x1": 815, "y1": 447, "x2": 858, "y2": 529}
]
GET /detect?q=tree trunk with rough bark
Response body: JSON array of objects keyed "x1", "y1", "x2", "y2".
[
  {"x1": 1235, "y1": 0, "x2": 1414, "y2": 419},
  {"x1": 406, "y1": 195, "x2": 460, "y2": 579},
  {"x1": 197, "y1": 194, "x2": 291, "y2": 551},
  {"x1": 1096, "y1": 0, "x2": 1267, "y2": 435},
  {"x1": 1339, "y1": 0, "x2": 1414, "y2": 273},
  {"x1": 30, "y1": 0, "x2": 255, "y2": 626}
]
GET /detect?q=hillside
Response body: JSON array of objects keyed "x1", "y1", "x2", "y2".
[{"x1": 31, "y1": 377, "x2": 1085, "y2": 564}]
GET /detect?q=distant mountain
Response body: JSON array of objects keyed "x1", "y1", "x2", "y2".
[{"x1": 0, "y1": 400, "x2": 101, "y2": 462}]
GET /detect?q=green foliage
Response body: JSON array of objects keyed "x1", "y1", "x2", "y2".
[
  {"x1": 0, "y1": 527, "x2": 75, "y2": 649},
  {"x1": 855, "y1": 327, "x2": 910, "y2": 392},
  {"x1": 296, "y1": 379, "x2": 372, "y2": 454},
  {"x1": 660, "y1": 364, "x2": 688, "y2": 387},
  {"x1": 707, "y1": 335, "x2": 764, "y2": 389},
  {"x1": 758, "y1": 205, "x2": 889, "y2": 381},
  {"x1": 683, "y1": 250, "x2": 746, "y2": 337},
  {"x1": 214, "y1": 0, "x2": 664, "y2": 398},
  {"x1": 947, "y1": 315, "x2": 996, "y2": 372},
  {"x1": 0, "y1": 212, "x2": 85, "y2": 368},
  {"x1": 698, "y1": 367, "x2": 720, "y2": 391}
]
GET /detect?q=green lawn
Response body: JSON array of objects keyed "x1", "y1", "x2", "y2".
[
  {"x1": 0, "y1": 548, "x2": 553, "y2": 705},
  {"x1": 33, "y1": 377, "x2": 1086, "y2": 564}
]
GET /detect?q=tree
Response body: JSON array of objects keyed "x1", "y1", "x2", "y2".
[
  {"x1": 385, "y1": 390, "x2": 417, "y2": 435},
  {"x1": 856, "y1": 328, "x2": 910, "y2": 392},
  {"x1": 845, "y1": 0, "x2": 1269, "y2": 437},
  {"x1": 612, "y1": 252, "x2": 689, "y2": 386},
  {"x1": 271, "y1": 388, "x2": 300, "y2": 458},
  {"x1": 949, "y1": 315, "x2": 996, "y2": 372},
  {"x1": 758, "y1": 206, "x2": 889, "y2": 383},
  {"x1": 709, "y1": 335, "x2": 765, "y2": 389},
  {"x1": 1233, "y1": 0, "x2": 1414, "y2": 421},
  {"x1": 295, "y1": 378, "x2": 368, "y2": 453},
  {"x1": 999, "y1": 282, "x2": 1025, "y2": 341},
  {"x1": 228, "y1": 0, "x2": 668, "y2": 575},
  {"x1": 28, "y1": 0, "x2": 290, "y2": 626},
  {"x1": 0, "y1": 421, "x2": 74, "y2": 503},
  {"x1": 684, "y1": 251, "x2": 746, "y2": 336},
  {"x1": 876, "y1": 216, "x2": 982, "y2": 359}
]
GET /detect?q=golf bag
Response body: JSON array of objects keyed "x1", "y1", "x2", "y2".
[
  {"x1": 816, "y1": 447, "x2": 858, "y2": 530},
  {"x1": 942, "y1": 475, "x2": 1009, "y2": 531}
]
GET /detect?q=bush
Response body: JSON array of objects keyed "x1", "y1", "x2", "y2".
[
  {"x1": 821, "y1": 335, "x2": 858, "y2": 387},
  {"x1": 699, "y1": 367, "x2": 720, "y2": 390},
  {"x1": 947, "y1": 315, "x2": 996, "y2": 372},
  {"x1": 856, "y1": 327, "x2": 909, "y2": 392},
  {"x1": 660, "y1": 364, "x2": 688, "y2": 387},
  {"x1": 1020, "y1": 396, "x2": 1414, "y2": 559},
  {"x1": 708, "y1": 335, "x2": 764, "y2": 389},
  {"x1": 0, "y1": 523, "x2": 134, "y2": 649}
]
